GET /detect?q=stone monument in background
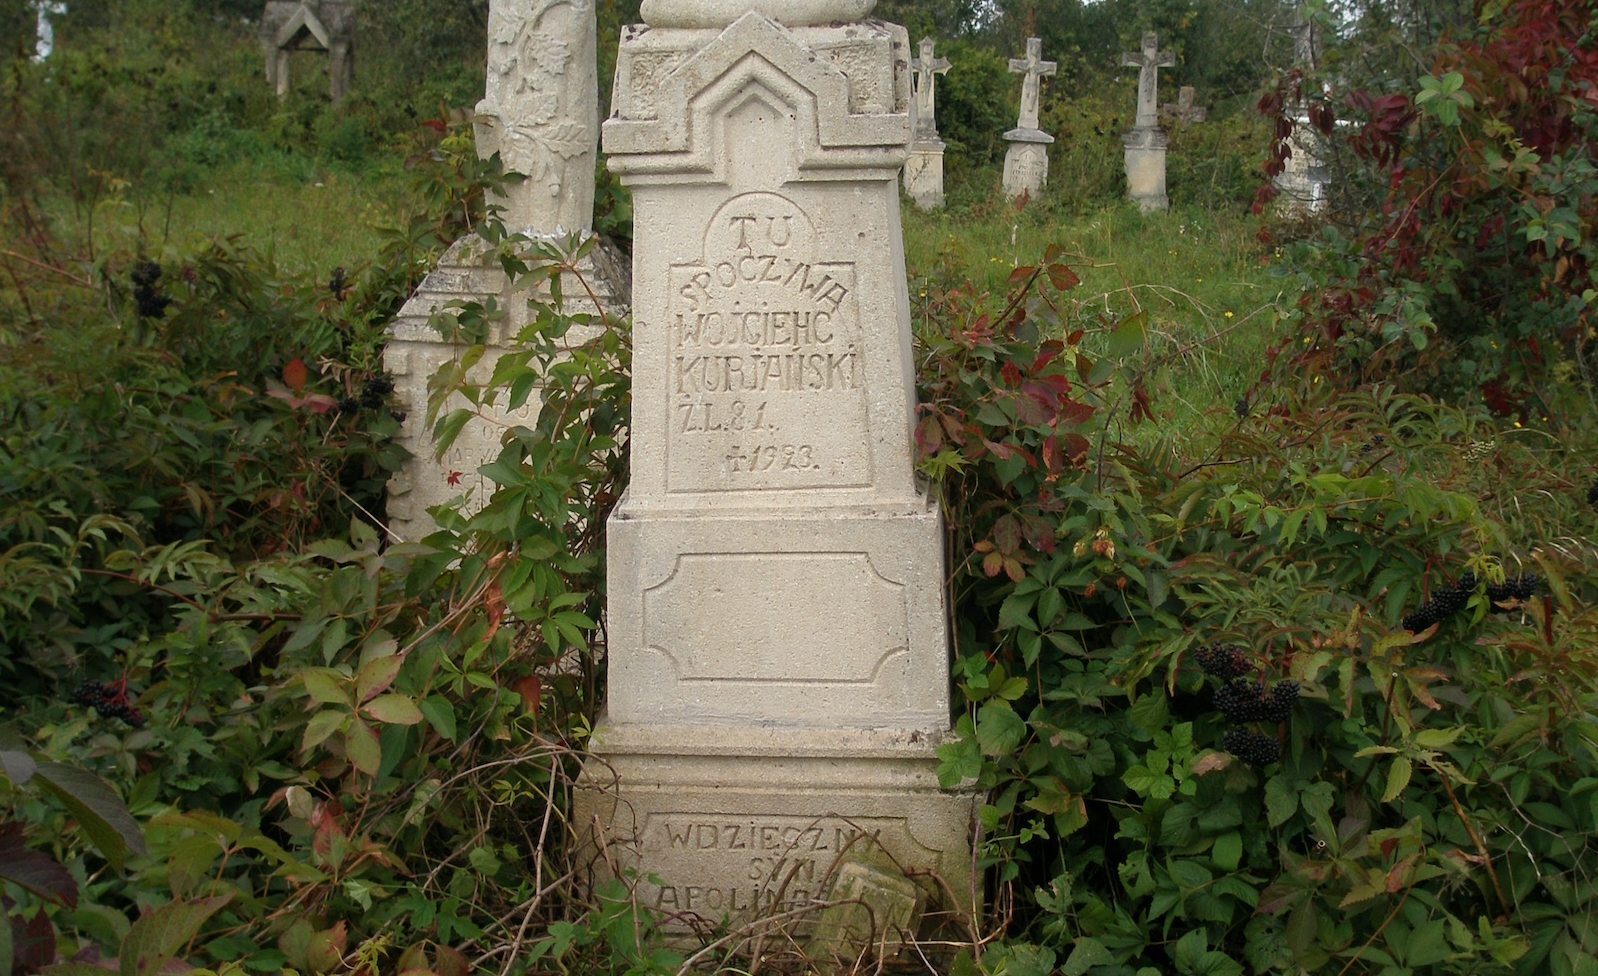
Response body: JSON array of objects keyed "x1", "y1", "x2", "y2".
[
  {"x1": 383, "y1": 0, "x2": 628, "y2": 542},
  {"x1": 259, "y1": 1, "x2": 355, "y2": 102},
  {"x1": 577, "y1": 0, "x2": 978, "y2": 950},
  {"x1": 1274, "y1": 6, "x2": 1330, "y2": 213},
  {"x1": 902, "y1": 37, "x2": 951, "y2": 211},
  {"x1": 1001, "y1": 37, "x2": 1055, "y2": 200},
  {"x1": 1162, "y1": 85, "x2": 1207, "y2": 126},
  {"x1": 32, "y1": 0, "x2": 66, "y2": 62},
  {"x1": 1121, "y1": 31, "x2": 1175, "y2": 212}
]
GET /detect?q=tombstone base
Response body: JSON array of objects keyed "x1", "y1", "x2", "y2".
[
  {"x1": 573, "y1": 723, "x2": 980, "y2": 940},
  {"x1": 1002, "y1": 128, "x2": 1053, "y2": 200},
  {"x1": 383, "y1": 234, "x2": 630, "y2": 541},
  {"x1": 1122, "y1": 130, "x2": 1169, "y2": 212},
  {"x1": 903, "y1": 142, "x2": 946, "y2": 211}
]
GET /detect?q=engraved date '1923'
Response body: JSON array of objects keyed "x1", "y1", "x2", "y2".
[{"x1": 726, "y1": 443, "x2": 821, "y2": 473}]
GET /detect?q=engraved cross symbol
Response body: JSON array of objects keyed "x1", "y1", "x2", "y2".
[
  {"x1": 1121, "y1": 31, "x2": 1175, "y2": 131},
  {"x1": 911, "y1": 37, "x2": 951, "y2": 135},
  {"x1": 1008, "y1": 37, "x2": 1056, "y2": 132}
]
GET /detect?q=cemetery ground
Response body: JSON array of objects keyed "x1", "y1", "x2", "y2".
[{"x1": 5, "y1": 4, "x2": 1598, "y2": 976}]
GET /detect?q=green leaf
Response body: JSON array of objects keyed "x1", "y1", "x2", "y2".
[
  {"x1": 1264, "y1": 776, "x2": 1300, "y2": 827},
  {"x1": 1382, "y1": 756, "x2": 1413, "y2": 804},
  {"x1": 300, "y1": 709, "x2": 348, "y2": 752},
  {"x1": 1107, "y1": 311, "x2": 1147, "y2": 359},
  {"x1": 419, "y1": 696, "x2": 457, "y2": 742},
  {"x1": 997, "y1": 592, "x2": 1039, "y2": 631},
  {"x1": 301, "y1": 670, "x2": 350, "y2": 707},
  {"x1": 1211, "y1": 831, "x2": 1243, "y2": 872},
  {"x1": 976, "y1": 702, "x2": 1026, "y2": 756},
  {"x1": 355, "y1": 655, "x2": 405, "y2": 703},
  {"x1": 345, "y1": 719, "x2": 383, "y2": 776},
  {"x1": 120, "y1": 894, "x2": 233, "y2": 976},
  {"x1": 362, "y1": 694, "x2": 424, "y2": 725},
  {"x1": 32, "y1": 762, "x2": 145, "y2": 870},
  {"x1": 1061, "y1": 938, "x2": 1112, "y2": 976}
]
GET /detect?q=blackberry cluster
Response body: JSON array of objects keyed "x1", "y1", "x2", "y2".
[
  {"x1": 1401, "y1": 572, "x2": 1477, "y2": 632},
  {"x1": 1233, "y1": 398, "x2": 1250, "y2": 420},
  {"x1": 1588, "y1": 478, "x2": 1598, "y2": 507},
  {"x1": 329, "y1": 266, "x2": 349, "y2": 300},
  {"x1": 1216, "y1": 678, "x2": 1299, "y2": 724},
  {"x1": 70, "y1": 680, "x2": 145, "y2": 727},
  {"x1": 1194, "y1": 643, "x2": 1250, "y2": 680},
  {"x1": 338, "y1": 375, "x2": 396, "y2": 415},
  {"x1": 1486, "y1": 574, "x2": 1539, "y2": 605},
  {"x1": 1223, "y1": 727, "x2": 1281, "y2": 767},
  {"x1": 131, "y1": 261, "x2": 172, "y2": 319}
]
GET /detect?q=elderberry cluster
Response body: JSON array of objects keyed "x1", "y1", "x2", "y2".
[
  {"x1": 1223, "y1": 727, "x2": 1281, "y2": 766},
  {"x1": 337, "y1": 375, "x2": 395, "y2": 415},
  {"x1": 131, "y1": 261, "x2": 172, "y2": 320},
  {"x1": 1588, "y1": 478, "x2": 1598, "y2": 507},
  {"x1": 70, "y1": 680, "x2": 146, "y2": 727},
  {"x1": 1215, "y1": 678, "x2": 1299, "y2": 724},
  {"x1": 1194, "y1": 643, "x2": 1249, "y2": 680},
  {"x1": 1401, "y1": 571, "x2": 1477, "y2": 632},
  {"x1": 1486, "y1": 574, "x2": 1539, "y2": 606},
  {"x1": 328, "y1": 266, "x2": 349, "y2": 301}
]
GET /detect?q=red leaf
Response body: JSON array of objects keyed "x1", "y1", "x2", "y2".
[
  {"x1": 1007, "y1": 265, "x2": 1037, "y2": 285},
  {"x1": 992, "y1": 515, "x2": 1022, "y2": 555},
  {"x1": 283, "y1": 357, "x2": 309, "y2": 393},
  {"x1": 981, "y1": 551, "x2": 1004, "y2": 577},
  {"x1": 0, "y1": 823, "x2": 78, "y2": 907},
  {"x1": 1047, "y1": 263, "x2": 1080, "y2": 291},
  {"x1": 915, "y1": 415, "x2": 943, "y2": 456},
  {"x1": 511, "y1": 675, "x2": 542, "y2": 715},
  {"x1": 1000, "y1": 360, "x2": 1023, "y2": 386}
]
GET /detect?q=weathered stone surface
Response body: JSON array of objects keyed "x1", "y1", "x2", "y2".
[
  {"x1": 808, "y1": 849, "x2": 924, "y2": 963},
  {"x1": 902, "y1": 37, "x2": 950, "y2": 210},
  {"x1": 260, "y1": 1, "x2": 355, "y2": 102},
  {"x1": 580, "y1": 7, "x2": 976, "y2": 934},
  {"x1": 1002, "y1": 38, "x2": 1055, "y2": 200},
  {"x1": 474, "y1": 0, "x2": 598, "y2": 236},
  {"x1": 903, "y1": 145, "x2": 946, "y2": 210},
  {"x1": 33, "y1": 1, "x2": 66, "y2": 62},
  {"x1": 1274, "y1": 117, "x2": 1329, "y2": 214},
  {"x1": 383, "y1": 236, "x2": 627, "y2": 542},
  {"x1": 640, "y1": 0, "x2": 875, "y2": 28},
  {"x1": 1120, "y1": 32, "x2": 1174, "y2": 211}
]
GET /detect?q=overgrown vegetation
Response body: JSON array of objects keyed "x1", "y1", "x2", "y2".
[{"x1": 2, "y1": 0, "x2": 1597, "y2": 974}]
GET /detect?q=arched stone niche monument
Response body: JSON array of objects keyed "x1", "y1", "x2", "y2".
[{"x1": 260, "y1": 1, "x2": 355, "y2": 102}]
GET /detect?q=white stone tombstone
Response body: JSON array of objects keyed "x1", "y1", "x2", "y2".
[
  {"x1": 577, "y1": 0, "x2": 978, "y2": 937},
  {"x1": 32, "y1": 1, "x2": 66, "y2": 62},
  {"x1": 1121, "y1": 31, "x2": 1174, "y2": 212},
  {"x1": 259, "y1": 1, "x2": 355, "y2": 102},
  {"x1": 903, "y1": 37, "x2": 950, "y2": 211},
  {"x1": 382, "y1": 0, "x2": 627, "y2": 542},
  {"x1": 1002, "y1": 37, "x2": 1055, "y2": 200},
  {"x1": 1274, "y1": 6, "x2": 1330, "y2": 214}
]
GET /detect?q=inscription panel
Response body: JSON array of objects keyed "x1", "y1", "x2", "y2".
[
  {"x1": 666, "y1": 192, "x2": 872, "y2": 493},
  {"x1": 635, "y1": 813, "x2": 900, "y2": 922}
]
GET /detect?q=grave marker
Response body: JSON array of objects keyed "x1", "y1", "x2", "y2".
[
  {"x1": 903, "y1": 37, "x2": 951, "y2": 210},
  {"x1": 578, "y1": 0, "x2": 979, "y2": 940},
  {"x1": 259, "y1": 1, "x2": 355, "y2": 102},
  {"x1": 1121, "y1": 31, "x2": 1174, "y2": 211},
  {"x1": 33, "y1": 1, "x2": 65, "y2": 62},
  {"x1": 1162, "y1": 85, "x2": 1207, "y2": 125},
  {"x1": 1002, "y1": 37, "x2": 1055, "y2": 200}
]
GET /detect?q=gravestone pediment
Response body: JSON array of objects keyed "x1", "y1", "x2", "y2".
[
  {"x1": 276, "y1": 4, "x2": 331, "y2": 50},
  {"x1": 605, "y1": 12, "x2": 909, "y2": 170}
]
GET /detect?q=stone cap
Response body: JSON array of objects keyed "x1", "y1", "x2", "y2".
[
  {"x1": 1122, "y1": 126, "x2": 1170, "y2": 149},
  {"x1": 1003, "y1": 126, "x2": 1055, "y2": 145},
  {"x1": 641, "y1": 0, "x2": 874, "y2": 27},
  {"x1": 589, "y1": 721, "x2": 954, "y2": 758}
]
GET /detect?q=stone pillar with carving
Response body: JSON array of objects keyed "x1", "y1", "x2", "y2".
[
  {"x1": 576, "y1": 0, "x2": 979, "y2": 951},
  {"x1": 1121, "y1": 31, "x2": 1175, "y2": 212},
  {"x1": 1002, "y1": 37, "x2": 1056, "y2": 201},
  {"x1": 381, "y1": 0, "x2": 628, "y2": 542},
  {"x1": 903, "y1": 37, "x2": 951, "y2": 210}
]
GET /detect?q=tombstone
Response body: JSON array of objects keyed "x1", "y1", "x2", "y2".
[
  {"x1": 259, "y1": 1, "x2": 355, "y2": 103},
  {"x1": 1273, "y1": 6, "x2": 1330, "y2": 213},
  {"x1": 576, "y1": 0, "x2": 979, "y2": 940},
  {"x1": 32, "y1": 1, "x2": 66, "y2": 62},
  {"x1": 903, "y1": 37, "x2": 951, "y2": 210},
  {"x1": 1002, "y1": 37, "x2": 1056, "y2": 200},
  {"x1": 1162, "y1": 85, "x2": 1207, "y2": 126},
  {"x1": 382, "y1": 0, "x2": 628, "y2": 542},
  {"x1": 1120, "y1": 31, "x2": 1175, "y2": 212}
]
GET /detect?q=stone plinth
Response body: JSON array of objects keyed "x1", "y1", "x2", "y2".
[
  {"x1": 1002, "y1": 127, "x2": 1052, "y2": 200},
  {"x1": 1274, "y1": 117, "x2": 1329, "y2": 214},
  {"x1": 1123, "y1": 127, "x2": 1169, "y2": 212},
  {"x1": 579, "y1": 8, "x2": 977, "y2": 939},
  {"x1": 903, "y1": 142, "x2": 946, "y2": 210},
  {"x1": 260, "y1": 1, "x2": 355, "y2": 102},
  {"x1": 383, "y1": 237, "x2": 628, "y2": 541}
]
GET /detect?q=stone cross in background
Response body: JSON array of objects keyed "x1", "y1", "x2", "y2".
[
  {"x1": 1274, "y1": 3, "x2": 1330, "y2": 213},
  {"x1": 903, "y1": 37, "x2": 951, "y2": 210},
  {"x1": 382, "y1": 0, "x2": 626, "y2": 542},
  {"x1": 32, "y1": 0, "x2": 66, "y2": 62},
  {"x1": 1002, "y1": 37, "x2": 1056, "y2": 200},
  {"x1": 1163, "y1": 85, "x2": 1207, "y2": 125},
  {"x1": 580, "y1": 0, "x2": 978, "y2": 949},
  {"x1": 259, "y1": 1, "x2": 355, "y2": 102},
  {"x1": 473, "y1": 0, "x2": 598, "y2": 237},
  {"x1": 1120, "y1": 31, "x2": 1174, "y2": 211}
]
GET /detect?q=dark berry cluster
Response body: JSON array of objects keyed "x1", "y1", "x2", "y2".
[
  {"x1": 329, "y1": 266, "x2": 349, "y2": 300},
  {"x1": 1401, "y1": 571, "x2": 1477, "y2": 632},
  {"x1": 1588, "y1": 478, "x2": 1598, "y2": 507},
  {"x1": 338, "y1": 375, "x2": 396, "y2": 415},
  {"x1": 70, "y1": 680, "x2": 145, "y2": 727},
  {"x1": 1215, "y1": 678, "x2": 1299, "y2": 724},
  {"x1": 1194, "y1": 643, "x2": 1249, "y2": 680},
  {"x1": 1223, "y1": 727, "x2": 1281, "y2": 766},
  {"x1": 1233, "y1": 398, "x2": 1249, "y2": 419},
  {"x1": 131, "y1": 261, "x2": 172, "y2": 319},
  {"x1": 1486, "y1": 574, "x2": 1539, "y2": 606}
]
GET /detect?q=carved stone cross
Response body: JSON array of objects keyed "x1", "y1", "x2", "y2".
[
  {"x1": 911, "y1": 37, "x2": 951, "y2": 137},
  {"x1": 1008, "y1": 37, "x2": 1056, "y2": 132},
  {"x1": 1121, "y1": 31, "x2": 1174, "y2": 131},
  {"x1": 1162, "y1": 85, "x2": 1207, "y2": 125}
]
